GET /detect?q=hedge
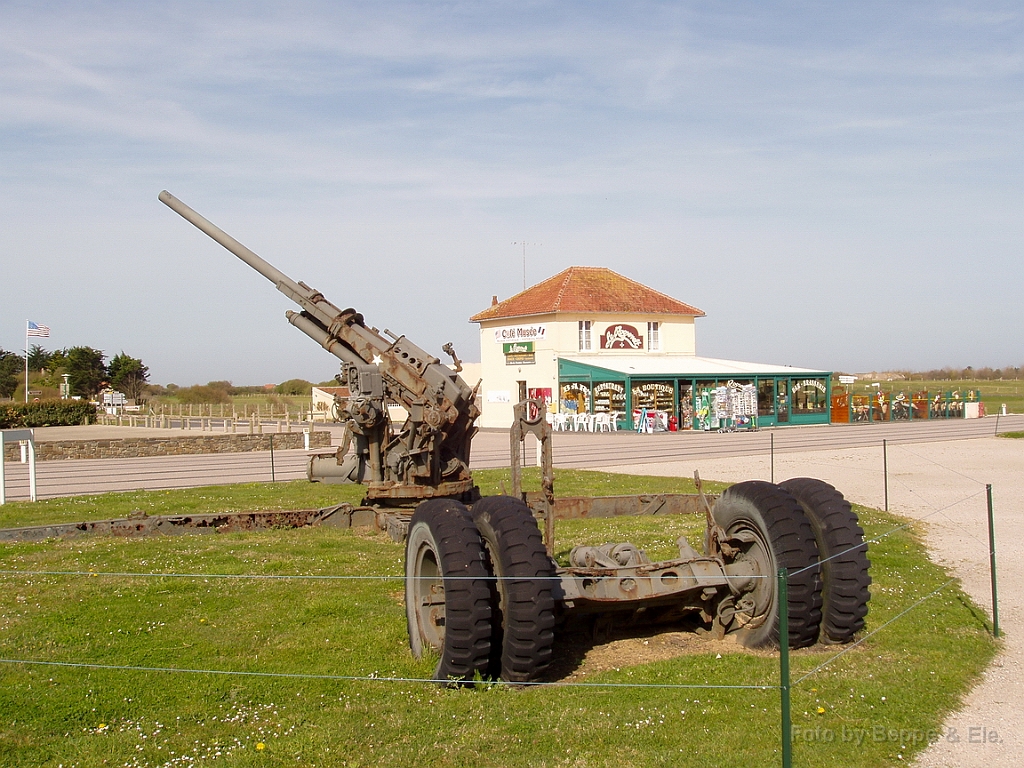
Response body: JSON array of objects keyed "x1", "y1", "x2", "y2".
[{"x1": 0, "y1": 400, "x2": 97, "y2": 429}]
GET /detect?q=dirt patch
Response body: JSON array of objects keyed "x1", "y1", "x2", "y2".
[
  {"x1": 549, "y1": 623, "x2": 840, "y2": 682},
  {"x1": 554, "y1": 630, "x2": 735, "y2": 681}
]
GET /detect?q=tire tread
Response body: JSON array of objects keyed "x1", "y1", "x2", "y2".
[
  {"x1": 779, "y1": 478, "x2": 871, "y2": 643},
  {"x1": 471, "y1": 496, "x2": 556, "y2": 683},
  {"x1": 406, "y1": 499, "x2": 492, "y2": 682}
]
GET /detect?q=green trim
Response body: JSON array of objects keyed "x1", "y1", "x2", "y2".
[
  {"x1": 557, "y1": 358, "x2": 623, "y2": 378},
  {"x1": 557, "y1": 358, "x2": 832, "y2": 427}
]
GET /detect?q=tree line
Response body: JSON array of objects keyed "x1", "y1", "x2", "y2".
[
  {"x1": 0, "y1": 344, "x2": 149, "y2": 401},
  {"x1": 883, "y1": 366, "x2": 1023, "y2": 382},
  {"x1": 147, "y1": 378, "x2": 325, "y2": 404}
]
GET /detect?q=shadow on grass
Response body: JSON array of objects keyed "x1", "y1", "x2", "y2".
[{"x1": 955, "y1": 591, "x2": 999, "y2": 635}]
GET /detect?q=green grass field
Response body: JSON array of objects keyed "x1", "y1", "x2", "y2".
[{"x1": 0, "y1": 475, "x2": 997, "y2": 767}]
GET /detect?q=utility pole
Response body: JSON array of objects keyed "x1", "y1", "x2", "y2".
[{"x1": 511, "y1": 241, "x2": 541, "y2": 290}]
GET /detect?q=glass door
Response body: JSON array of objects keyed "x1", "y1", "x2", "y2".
[
  {"x1": 776, "y1": 380, "x2": 789, "y2": 423},
  {"x1": 757, "y1": 379, "x2": 776, "y2": 427}
]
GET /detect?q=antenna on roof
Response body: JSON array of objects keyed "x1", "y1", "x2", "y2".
[{"x1": 511, "y1": 241, "x2": 541, "y2": 290}]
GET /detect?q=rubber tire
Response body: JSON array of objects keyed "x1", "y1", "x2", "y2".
[
  {"x1": 405, "y1": 499, "x2": 492, "y2": 683},
  {"x1": 470, "y1": 496, "x2": 557, "y2": 683},
  {"x1": 713, "y1": 480, "x2": 823, "y2": 649},
  {"x1": 779, "y1": 478, "x2": 871, "y2": 643}
]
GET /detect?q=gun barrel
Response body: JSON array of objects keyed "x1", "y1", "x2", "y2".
[
  {"x1": 160, "y1": 189, "x2": 480, "y2": 498},
  {"x1": 286, "y1": 310, "x2": 363, "y2": 367},
  {"x1": 159, "y1": 190, "x2": 303, "y2": 297}
]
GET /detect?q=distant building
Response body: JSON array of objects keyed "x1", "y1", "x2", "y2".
[
  {"x1": 311, "y1": 384, "x2": 414, "y2": 424},
  {"x1": 470, "y1": 266, "x2": 830, "y2": 430},
  {"x1": 310, "y1": 386, "x2": 349, "y2": 421}
]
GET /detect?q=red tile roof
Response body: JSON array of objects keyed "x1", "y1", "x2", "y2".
[{"x1": 470, "y1": 266, "x2": 705, "y2": 322}]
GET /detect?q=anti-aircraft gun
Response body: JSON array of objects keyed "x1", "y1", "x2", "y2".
[
  {"x1": 159, "y1": 191, "x2": 480, "y2": 504},
  {"x1": 161, "y1": 191, "x2": 870, "y2": 687}
]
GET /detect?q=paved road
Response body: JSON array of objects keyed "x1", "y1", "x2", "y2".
[
  {"x1": 475, "y1": 415, "x2": 1022, "y2": 469},
  {"x1": 1, "y1": 415, "x2": 1021, "y2": 501},
  {"x1": 1, "y1": 450, "x2": 308, "y2": 500}
]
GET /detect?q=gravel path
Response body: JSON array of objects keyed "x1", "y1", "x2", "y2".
[{"x1": 601, "y1": 436, "x2": 1022, "y2": 766}]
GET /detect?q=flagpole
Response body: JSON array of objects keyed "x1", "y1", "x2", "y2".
[{"x1": 25, "y1": 320, "x2": 29, "y2": 403}]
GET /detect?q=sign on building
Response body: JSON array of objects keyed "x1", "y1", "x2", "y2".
[
  {"x1": 502, "y1": 342, "x2": 534, "y2": 355},
  {"x1": 503, "y1": 340, "x2": 535, "y2": 365},
  {"x1": 505, "y1": 353, "x2": 536, "y2": 365},
  {"x1": 494, "y1": 325, "x2": 547, "y2": 343},
  {"x1": 601, "y1": 324, "x2": 643, "y2": 350}
]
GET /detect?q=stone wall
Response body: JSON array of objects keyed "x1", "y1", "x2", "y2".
[{"x1": 3, "y1": 431, "x2": 332, "y2": 462}]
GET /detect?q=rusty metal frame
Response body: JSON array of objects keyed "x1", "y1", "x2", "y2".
[
  {"x1": 509, "y1": 398, "x2": 555, "y2": 553},
  {"x1": 0, "y1": 505, "x2": 362, "y2": 543}
]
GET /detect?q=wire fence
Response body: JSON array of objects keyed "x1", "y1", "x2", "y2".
[{"x1": 0, "y1": 436, "x2": 1005, "y2": 766}]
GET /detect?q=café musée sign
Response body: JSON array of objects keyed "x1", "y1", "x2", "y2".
[{"x1": 494, "y1": 325, "x2": 546, "y2": 343}]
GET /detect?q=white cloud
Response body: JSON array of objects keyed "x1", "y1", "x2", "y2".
[{"x1": 1, "y1": 1, "x2": 1021, "y2": 380}]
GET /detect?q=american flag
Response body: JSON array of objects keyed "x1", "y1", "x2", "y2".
[{"x1": 27, "y1": 321, "x2": 50, "y2": 338}]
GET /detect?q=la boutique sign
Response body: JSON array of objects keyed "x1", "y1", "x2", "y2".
[
  {"x1": 494, "y1": 325, "x2": 547, "y2": 343},
  {"x1": 601, "y1": 324, "x2": 643, "y2": 350}
]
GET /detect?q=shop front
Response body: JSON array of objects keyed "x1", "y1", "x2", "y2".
[{"x1": 558, "y1": 357, "x2": 832, "y2": 430}]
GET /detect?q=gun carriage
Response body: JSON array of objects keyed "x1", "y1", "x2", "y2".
[{"x1": 162, "y1": 191, "x2": 871, "y2": 684}]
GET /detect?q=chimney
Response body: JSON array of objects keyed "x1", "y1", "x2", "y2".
[{"x1": 491, "y1": 295, "x2": 498, "y2": 306}]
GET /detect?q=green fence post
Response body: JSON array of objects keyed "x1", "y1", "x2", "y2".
[
  {"x1": 779, "y1": 569, "x2": 792, "y2": 768},
  {"x1": 883, "y1": 439, "x2": 889, "y2": 512},
  {"x1": 987, "y1": 484, "x2": 999, "y2": 638}
]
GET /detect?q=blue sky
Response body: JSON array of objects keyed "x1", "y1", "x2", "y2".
[{"x1": 1, "y1": 1, "x2": 1020, "y2": 385}]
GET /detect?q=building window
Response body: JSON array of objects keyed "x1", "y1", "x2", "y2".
[
  {"x1": 757, "y1": 379, "x2": 775, "y2": 417},
  {"x1": 560, "y1": 382, "x2": 591, "y2": 413},
  {"x1": 592, "y1": 381, "x2": 626, "y2": 414},
  {"x1": 647, "y1": 322, "x2": 660, "y2": 351},
  {"x1": 578, "y1": 320, "x2": 592, "y2": 351},
  {"x1": 792, "y1": 378, "x2": 828, "y2": 415}
]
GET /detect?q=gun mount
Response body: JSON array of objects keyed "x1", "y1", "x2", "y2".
[
  {"x1": 159, "y1": 191, "x2": 480, "y2": 503},
  {"x1": 159, "y1": 191, "x2": 870, "y2": 687}
]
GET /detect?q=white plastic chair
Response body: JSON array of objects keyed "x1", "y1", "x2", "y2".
[{"x1": 594, "y1": 413, "x2": 612, "y2": 432}]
